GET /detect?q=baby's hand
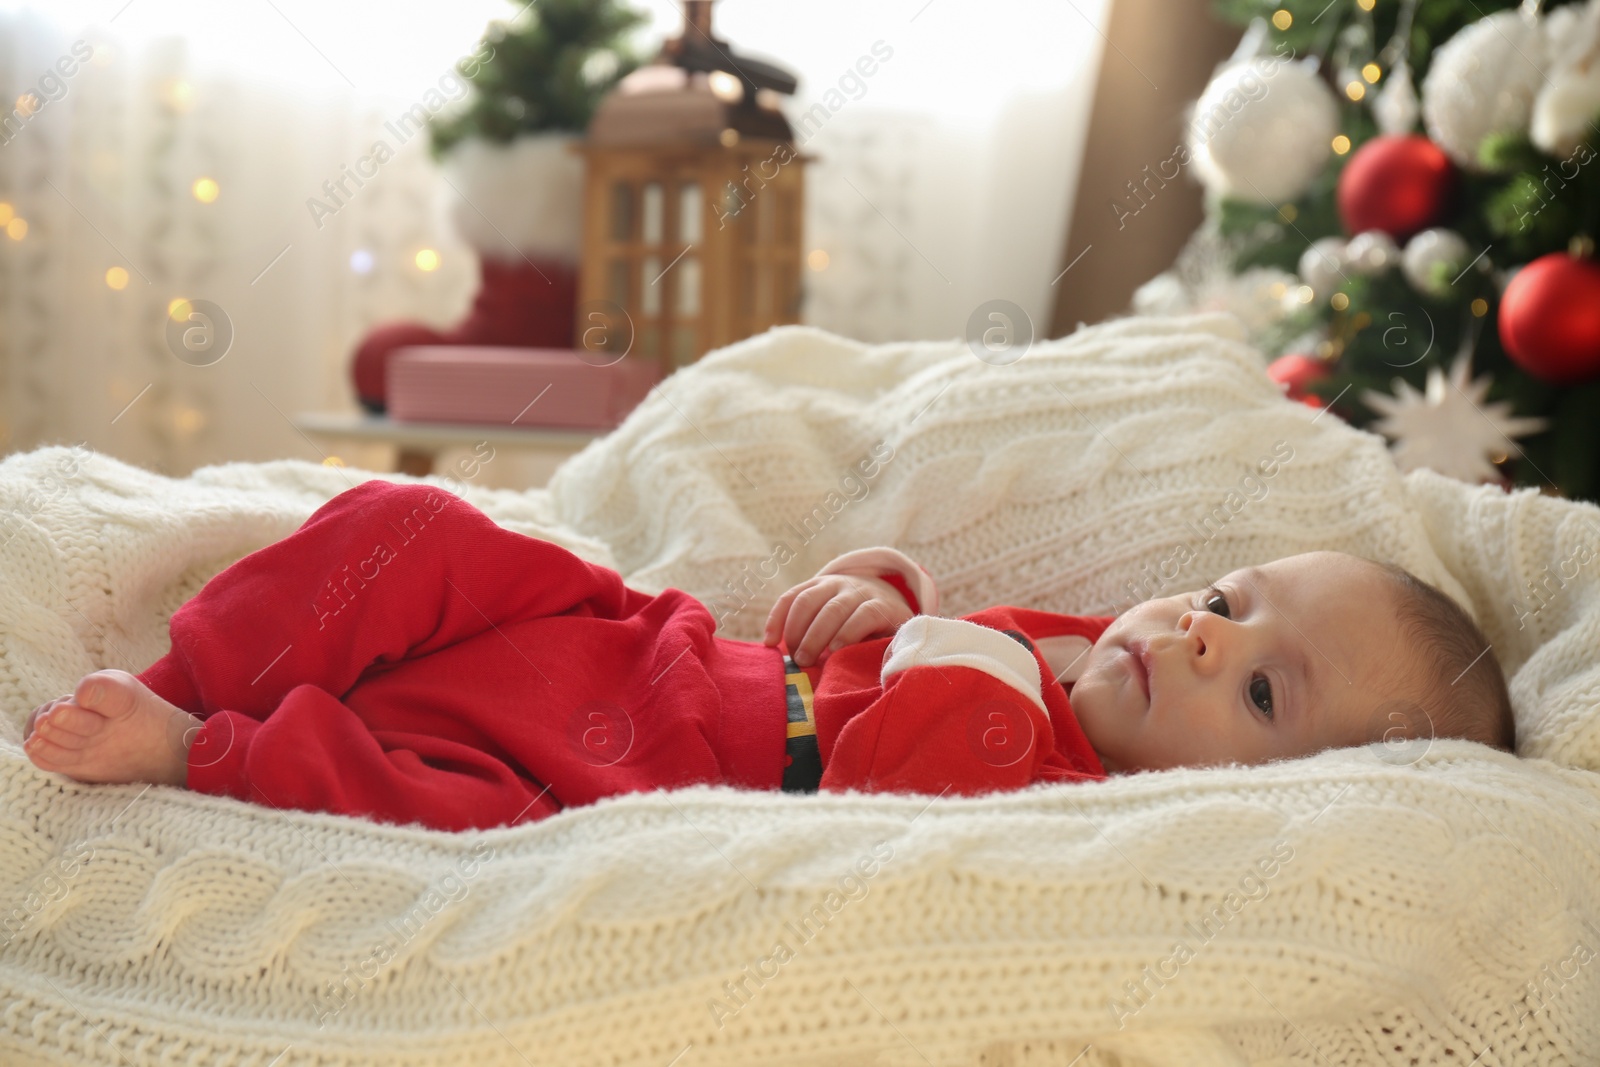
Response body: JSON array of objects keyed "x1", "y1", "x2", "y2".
[{"x1": 762, "y1": 574, "x2": 914, "y2": 667}]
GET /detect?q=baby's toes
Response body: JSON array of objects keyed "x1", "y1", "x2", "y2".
[
  {"x1": 36, "y1": 703, "x2": 104, "y2": 738},
  {"x1": 31, "y1": 711, "x2": 96, "y2": 753},
  {"x1": 24, "y1": 697, "x2": 70, "y2": 739},
  {"x1": 74, "y1": 670, "x2": 140, "y2": 720},
  {"x1": 24, "y1": 729, "x2": 84, "y2": 770}
]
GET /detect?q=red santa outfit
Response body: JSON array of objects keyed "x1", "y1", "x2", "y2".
[{"x1": 137, "y1": 480, "x2": 1109, "y2": 833}]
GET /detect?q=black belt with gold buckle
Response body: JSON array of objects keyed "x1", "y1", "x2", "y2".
[{"x1": 781, "y1": 653, "x2": 822, "y2": 793}]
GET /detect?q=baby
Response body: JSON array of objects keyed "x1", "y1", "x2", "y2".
[{"x1": 21, "y1": 481, "x2": 1515, "y2": 831}]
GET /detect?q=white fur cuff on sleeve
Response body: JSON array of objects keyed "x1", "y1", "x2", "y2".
[{"x1": 880, "y1": 615, "x2": 1045, "y2": 713}]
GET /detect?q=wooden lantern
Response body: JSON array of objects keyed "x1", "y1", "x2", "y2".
[{"x1": 574, "y1": 0, "x2": 806, "y2": 372}]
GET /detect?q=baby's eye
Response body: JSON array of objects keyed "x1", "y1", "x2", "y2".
[
  {"x1": 1203, "y1": 589, "x2": 1231, "y2": 619},
  {"x1": 1249, "y1": 674, "x2": 1274, "y2": 720}
]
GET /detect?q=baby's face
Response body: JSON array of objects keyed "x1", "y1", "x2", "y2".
[{"x1": 1070, "y1": 551, "x2": 1412, "y2": 773}]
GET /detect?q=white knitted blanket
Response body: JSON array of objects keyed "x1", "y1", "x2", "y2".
[{"x1": 1, "y1": 315, "x2": 1596, "y2": 1067}]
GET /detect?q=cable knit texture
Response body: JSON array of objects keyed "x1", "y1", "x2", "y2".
[{"x1": 0, "y1": 314, "x2": 1596, "y2": 1067}]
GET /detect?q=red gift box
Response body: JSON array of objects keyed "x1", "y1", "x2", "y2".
[{"x1": 387, "y1": 346, "x2": 660, "y2": 430}]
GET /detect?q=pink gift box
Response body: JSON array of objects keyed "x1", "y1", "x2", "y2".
[{"x1": 387, "y1": 346, "x2": 661, "y2": 430}]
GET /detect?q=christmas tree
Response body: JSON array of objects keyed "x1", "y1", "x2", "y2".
[
  {"x1": 428, "y1": 0, "x2": 647, "y2": 157},
  {"x1": 1190, "y1": 0, "x2": 1600, "y2": 499}
]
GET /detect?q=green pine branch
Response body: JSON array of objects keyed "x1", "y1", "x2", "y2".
[{"x1": 429, "y1": 0, "x2": 648, "y2": 158}]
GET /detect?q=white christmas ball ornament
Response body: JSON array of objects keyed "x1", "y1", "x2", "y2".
[
  {"x1": 1346, "y1": 230, "x2": 1400, "y2": 275},
  {"x1": 1189, "y1": 57, "x2": 1340, "y2": 203},
  {"x1": 1421, "y1": 9, "x2": 1548, "y2": 171},
  {"x1": 1532, "y1": 1, "x2": 1600, "y2": 157},
  {"x1": 1532, "y1": 63, "x2": 1600, "y2": 157},
  {"x1": 1298, "y1": 237, "x2": 1348, "y2": 295},
  {"x1": 1133, "y1": 267, "x2": 1302, "y2": 341},
  {"x1": 1209, "y1": 267, "x2": 1303, "y2": 339},
  {"x1": 1130, "y1": 274, "x2": 1188, "y2": 316},
  {"x1": 1401, "y1": 228, "x2": 1472, "y2": 296}
]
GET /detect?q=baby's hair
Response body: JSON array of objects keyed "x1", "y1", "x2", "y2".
[{"x1": 1368, "y1": 559, "x2": 1516, "y2": 754}]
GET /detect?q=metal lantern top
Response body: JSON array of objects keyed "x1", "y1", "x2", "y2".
[{"x1": 585, "y1": 0, "x2": 799, "y2": 149}]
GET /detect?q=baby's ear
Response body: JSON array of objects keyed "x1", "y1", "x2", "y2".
[{"x1": 1364, "y1": 697, "x2": 1436, "y2": 767}]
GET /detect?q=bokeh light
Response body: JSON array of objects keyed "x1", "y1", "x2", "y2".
[
  {"x1": 192, "y1": 177, "x2": 219, "y2": 203},
  {"x1": 164, "y1": 79, "x2": 195, "y2": 111},
  {"x1": 414, "y1": 248, "x2": 440, "y2": 271},
  {"x1": 6, "y1": 217, "x2": 28, "y2": 241},
  {"x1": 172, "y1": 406, "x2": 206, "y2": 435},
  {"x1": 105, "y1": 266, "x2": 130, "y2": 290}
]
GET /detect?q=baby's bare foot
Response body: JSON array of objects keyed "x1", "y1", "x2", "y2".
[{"x1": 23, "y1": 670, "x2": 198, "y2": 787}]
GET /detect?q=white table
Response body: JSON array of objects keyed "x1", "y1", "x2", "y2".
[{"x1": 293, "y1": 412, "x2": 602, "y2": 480}]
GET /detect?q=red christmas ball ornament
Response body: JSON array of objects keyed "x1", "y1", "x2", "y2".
[
  {"x1": 1499, "y1": 251, "x2": 1600, "y2": 385},
  {"x1": 1266, "y1": 353, "x2": 1330, "y2": 406},
  {"x1": 1337, "y1": 134, "x2": 1456, "y2": 241}
]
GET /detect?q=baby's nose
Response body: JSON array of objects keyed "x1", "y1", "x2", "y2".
[{"x1": 1173, "y1": 615, "x2": 1219, "y2": 667}]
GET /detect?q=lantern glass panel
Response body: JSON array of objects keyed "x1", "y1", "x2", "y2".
[
  {"x1": 678, "y1": 183, "x2": 702, "y2": 243},
  {"x1": 641, "y1": 256, "x2": 662, "y2": 315},
  {"x1": 672, "y1": 327, "x2": 697, "y2": 368},
  {"x1": 609, "y1": 258, "x2": 630, "y2": 306},
  {"x1": 642, "y1": 182, "x2": 664, "y2": 244},
  {"x1": 677, "y1": 257, "x2": 700, "y2": 316},
  {"x1": 611, "y1": 182, "x2": 633, "y2": 241}
]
